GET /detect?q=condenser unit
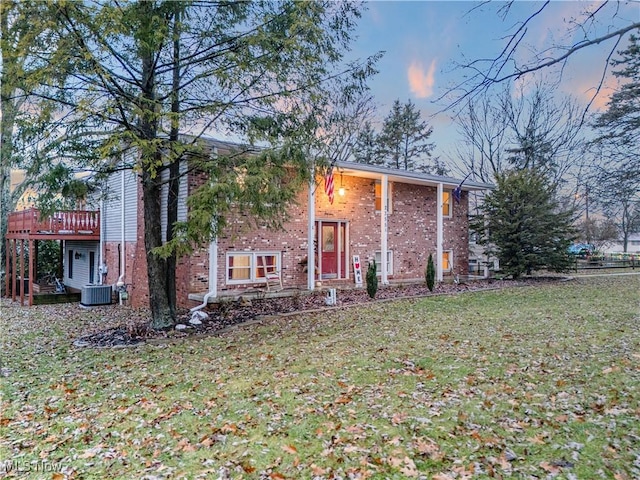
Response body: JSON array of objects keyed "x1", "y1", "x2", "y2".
[{"x1": 81, "y1": 285, "x2": 112, "y2": 306}]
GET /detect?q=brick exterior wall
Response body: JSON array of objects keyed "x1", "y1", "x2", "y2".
[
  {"x1": 206, "y1": 174, "x2": 469, "y2": 306},
  {"x1": 117, "y1": 171, "x2": 470, "y2": 309}
]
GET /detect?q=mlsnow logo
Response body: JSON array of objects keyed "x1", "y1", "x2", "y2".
[{"x1": 1, "y1": 459, "x2": 64, "y2": 473}]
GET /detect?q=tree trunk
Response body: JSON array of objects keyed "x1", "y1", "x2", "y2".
[
  {"x1": 142, "y1": 168, "x2": 175, "y2": 329},
  {"x1": 138, "y1": 7, "x2": 175, "y2": 330},
  {"x1": 164, "y1": 5, "x2": 181, "y2": 317}
]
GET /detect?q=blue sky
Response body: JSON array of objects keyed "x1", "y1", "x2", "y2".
[{"x1": 349, "y1": 1, "x2": 640, "y2": 159}]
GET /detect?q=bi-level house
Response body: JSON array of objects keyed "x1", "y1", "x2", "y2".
[
  {"x1": 96, "y1": 138, "x2": 491, "y2": 309},
  {"x1": 5, "y1": 137, "x2": 492, "y2": 308}
]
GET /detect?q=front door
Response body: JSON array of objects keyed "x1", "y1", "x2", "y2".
[{"x1": 318, "y1": 221, "x2": 347, "y2": 279}]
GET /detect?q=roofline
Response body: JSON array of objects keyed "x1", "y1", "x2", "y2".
[
  {"x1": 335, "y1": 160, "x2": 493, "y2": 191},
  {"x1": 166, "y1": 134, "x2": 494, "y2": 190}
]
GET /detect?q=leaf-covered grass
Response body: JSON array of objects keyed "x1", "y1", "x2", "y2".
[{"x1": 1, "y1": 276, "x2": 639, "y2": 479}]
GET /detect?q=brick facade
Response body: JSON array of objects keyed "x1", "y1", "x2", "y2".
[{"x1": 116, "y1": 169, "x2": 470, "y2": 309}]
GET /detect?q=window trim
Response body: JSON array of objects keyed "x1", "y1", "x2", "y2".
[
  {"x1": 374, "y1": 250, "x2": 394, "y2": 276},
  {"x1": 226, "y1": 251, "x2": 282, "y2": 285},
  {"x1": 442, "y1": 190, "x2": 452, "y2": 218},
  {"x1": 375, "y1": 180, "x2": 393, "y2": 214},
  {"x1": 441, "y1": 250, "x2": 453, "y2": 272}
]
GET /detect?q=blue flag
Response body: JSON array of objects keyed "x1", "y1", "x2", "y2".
[{"x1": 452, "y1": 173, "x2": 470, "y2": 204}]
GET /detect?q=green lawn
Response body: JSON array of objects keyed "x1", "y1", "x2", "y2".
[{"x1": 1, "y1": 276, "x2": 639, "y2": 479}]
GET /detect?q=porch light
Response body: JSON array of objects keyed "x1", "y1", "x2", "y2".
[{"x1": 338, "y1": 172, "x2": 345, "y2": 196}]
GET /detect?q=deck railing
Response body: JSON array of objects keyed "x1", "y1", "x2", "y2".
[{"x1": 7, "y1": 208, "x2": 100, "y2": 236}]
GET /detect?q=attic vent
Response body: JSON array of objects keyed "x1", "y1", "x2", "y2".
[{"x1": 81, "y1": 285, "x2": 112, "y2": 306}]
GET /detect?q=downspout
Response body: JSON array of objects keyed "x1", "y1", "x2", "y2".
[
  {"x1": 116, "y1": 168, "x2": 126, "y2": 301},
  {"x1": 380, "y1": 174, "x2": 389, "y2": 284},
  {"x1": 190, "y1": 238, "x2": 218, "y2": 313},
  {"x1": 436, "y1": 182, "x2": 444, "y2": 282},
  {"x1": 307, "y1": 170, "x2": 316, "y2": 291},
  {"x1": 98, "y1": 192, "x2": 104, "y2": 285}
]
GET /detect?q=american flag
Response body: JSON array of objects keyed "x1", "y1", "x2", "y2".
[
  {"x1": 452, "y1": 173, "x2": 470, "y2": 204},
  {"x1": 325, "y1": 166, "x2": 334, "y2": 204}
]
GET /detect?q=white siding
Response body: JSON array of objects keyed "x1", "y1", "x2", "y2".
[
  {"x1": 160, "y1": 160, "x2": 188, "y2": 243},
  {"x1": 63, "y1": 241, "x2": 100, "y2": 290},
  {"x1": 102, "y1": 169, "x2": 138, "y2": 242}
]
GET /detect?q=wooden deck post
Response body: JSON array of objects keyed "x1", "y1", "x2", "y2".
[
  {"x1": 4, "y1": 239, "x2": 9, "y2": 298},
  {"x1": 20, "y1": 239, "x2": 25, "y2": 306},
  {"x1": 12, "y1": 239, "x2": 17, "y2": 302},
  {"x1": 28, "y1": 239, "x2": 34, "y2": 306}
]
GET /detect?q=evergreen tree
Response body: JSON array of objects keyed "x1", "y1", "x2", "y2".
[
  {"x1": 592, "y1": 35, "x2": 640, "y2": 244},
  {"x1": 366, "y1": 261, "x2": 378, "y2": 299},
  {"x1": 425, "y1": 253, "x2": 435, "y2": 292},
  {"x1": 353, "y1": 121, "x2": 383, "y2": 165},
  {"x1": 593, "y1": 34, "x2": 640, "y2": 166},
  {"x1": 377, "y1": 99, "x2": 435, "y2": 172},
  {"x1": 472, "y1": 169, "x2": 576, "y2": 279}
]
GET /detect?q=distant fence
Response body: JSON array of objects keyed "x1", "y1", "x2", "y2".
[{"x1": 575, "y1": 253, "x2": 638, "y2": 271}]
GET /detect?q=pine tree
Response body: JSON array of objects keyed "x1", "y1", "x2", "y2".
[
  {"x1": 353, "y1": 121, "x2": 383, "y2": 165},
  {"x1": 472, "y1": 169, "x2": 576, "y2": 279},
  {"x1": 377, "y1": 99, "x2": 435, "y2": 172}
]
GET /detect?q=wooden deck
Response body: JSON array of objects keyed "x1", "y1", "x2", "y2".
[
  {"x1": 6, "y1": 208, "x2": 100, "y2": 241},
  {"x1": 5, "y1": 208, "x2": 100, "y2": 305}
]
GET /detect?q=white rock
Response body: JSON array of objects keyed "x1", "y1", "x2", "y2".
[
  {"x1": 189, "y1": 317, "x2": 202, "y2": 326},
  {"x1": 175, "y1": 324, "x2": 188, "y2": 331},
  {"x1": 191, "y1": 310, "x2": 209, "y2": 322}
]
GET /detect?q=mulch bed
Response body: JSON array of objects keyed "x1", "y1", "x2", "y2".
[{"x1": 73, "y1": 278, "x2": 562, "y2": 348}]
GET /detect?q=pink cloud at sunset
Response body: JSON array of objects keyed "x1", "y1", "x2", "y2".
[{"x1": 407, "y1": 59, "x2": 436, "y2": 99}]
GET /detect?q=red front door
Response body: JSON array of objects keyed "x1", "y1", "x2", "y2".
[{"x1": 318, "y1": 222, "x2": 346, "y2": 279}]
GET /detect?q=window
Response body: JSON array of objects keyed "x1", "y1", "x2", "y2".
[
  {"x1": 441, "y1": 250, "x2": 452, "y2": 272},
  {"x1": 226, "y1": 252, "x2": 281, "y2": 284},
  {"x1": 442, "y1": 191, "x2": 452, "y2": 217},
  {"x1": 68, "y1": 250, "x2": 74, "y2": 279},
  {"x1": 375, "y1": 181, "x2": 392, "y2": 213},
  {"x1": 89, "y1": 251, "x2": 95, "y2": 284},
  {"x1": 374, "y1": 250, "x2": 393, "y2": 276}
]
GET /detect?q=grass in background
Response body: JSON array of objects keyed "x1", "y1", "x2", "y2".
[{"x1": 1, "y1": 276, "x2": 639, "y2": 479}]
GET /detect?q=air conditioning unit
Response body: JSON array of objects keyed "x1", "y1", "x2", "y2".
[{"x1": 81, "y1": 285, "x2": 112, "y2": 306}]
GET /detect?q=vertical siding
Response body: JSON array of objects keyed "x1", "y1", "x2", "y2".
[
  {"x1": 63, "y1": 240, "x2": 100, "y2": 290},
  {"x1": 102, "y1": 169, "x2": 138, "y2": 242}
]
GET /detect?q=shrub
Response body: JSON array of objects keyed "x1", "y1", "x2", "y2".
[
  {"x1": 426, "y1": 253, "x2": 435, "y2": 292},
  {"x1": 366, "y1": 261, "x2": 378, "y2": 299}
]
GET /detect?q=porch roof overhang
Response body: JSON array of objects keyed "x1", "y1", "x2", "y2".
[{"x1": 334, "y1": 160, "x2": 493, "y2": 191}]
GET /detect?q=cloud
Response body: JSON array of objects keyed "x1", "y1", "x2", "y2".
[{"x1": 407, "y1": 59, "x2": 437, "y2": 99}]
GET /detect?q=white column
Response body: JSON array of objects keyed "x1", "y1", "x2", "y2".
[
  {"x1": 436, "y1": 182, "x2": 444, "y2": 282},
  {"x1": 307, "y1": 173, "x2": 316, "y2": 290},
  {"x1": 208, "y1": 238, "x2": 218, "y2": 298},
  {"x1": 380, "y1": 174, "x2": 389, "y2": 284}
]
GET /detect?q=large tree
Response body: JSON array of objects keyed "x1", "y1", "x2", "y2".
[
  {"x1": 377, "y1": 99, "x2": 435, "y2": 171},
  {"x1": 0, "y1": 1, "x2": 61, "y2": 270},
  {"x1": 590, "y1": 35, "x2": 640, "y2": 251},
  {"x1": 455, "y1": 85, "x2": 585, "y2": 188},
  {"x1": 445, "y1": 2, "x2": 640, "y2": 111},
  {"x1": 20, "y1": 1, "x2": 375, "y2": 329},
  {"x1": 472, "y1": 169, "x2": 576, "y2": 279}
]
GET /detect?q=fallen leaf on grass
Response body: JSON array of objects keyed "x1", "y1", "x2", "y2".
[
  {"x1": 527, "y1": 434, "x2": 546, "y2": 445},
  {"x1": 281, "y1": 444, "x2": 297, "y2": 454},
  {"x1": 540, "y1": 461, "x2": 561, "y2": 474},
  {"x1": 310, "y1": 464, "x2": 327, "y2": 475},
  {"x1": 413, "y1": 437, "x2": 444, "y2": 461}
]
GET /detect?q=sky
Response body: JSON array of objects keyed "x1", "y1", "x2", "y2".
[{"x1": 348, "y1": 0, "x2": 640, "y2": 162}]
